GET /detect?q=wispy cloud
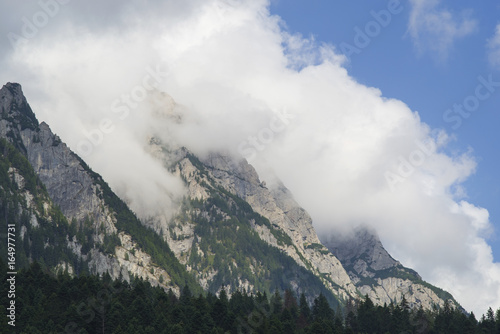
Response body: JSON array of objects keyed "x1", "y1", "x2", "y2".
[
  {"x1": 487, "y1": 23, "x2": 500, "y2": 69},
  {"x1": 408, "y1": 0, "x2": 477, "y2": 60}
]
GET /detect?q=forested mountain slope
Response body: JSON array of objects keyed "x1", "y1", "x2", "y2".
[{"x1": 0, "y1": 82, "x2": 460, "y2": 313}]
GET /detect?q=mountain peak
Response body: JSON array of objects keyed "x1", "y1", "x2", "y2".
[
  {"x1": 322, "y1": 225, "x2": 401, "y2": 276},
  {"x1": 3, "y1": 82, "x2": 22, "y2": 94},
  {"x1": 0, "y1": 81, "x2": 459, "y2": 312},
  {"x1": 0, "y1": 82, "x2": 38, "y2": 131}
]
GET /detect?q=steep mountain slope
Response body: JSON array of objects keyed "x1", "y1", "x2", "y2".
[
  {"x1": 139, "y1": 92, "x2": 460, "y2": 310},
  {"x1": 148, "y1": 143, "x2": 352, "y2": 306},
  {"x1": 0, "y1": 82, "x2": 350, "y2": 306},
  {"x1": 322, "y1": 226, "x2": 458, "y2": 309},
  {"x1": 0, "y1": 82, "x2": 199, "y2": 294},
  {"x1": 0, "y1": 82, "x2": 460, "y2": 312},
  {"x1": 0, "y1": 137, "x2": 79, "y2": 273},
  {"x1": 199, "y1": 152, "x2": 356, "y2": 297}
]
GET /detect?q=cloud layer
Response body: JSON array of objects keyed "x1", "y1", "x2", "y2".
[
  {"x1": 408, "y1": 0, "x2": 477, "y2": 60},
  {"x1": 488, "y1": 24, "x2": 500, "y2": 69},
  {"x1": 1, "y1": 0, "x2": 498, "y2": 315}
]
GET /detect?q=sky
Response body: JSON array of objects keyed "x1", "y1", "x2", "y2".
[{"x1": 0, "y1": 0, "x2": 499, "y2": 315}]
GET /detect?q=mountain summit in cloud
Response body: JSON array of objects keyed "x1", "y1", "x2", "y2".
[{"x1": 0, "y1": 82, "x2": 462, "y2": 314}]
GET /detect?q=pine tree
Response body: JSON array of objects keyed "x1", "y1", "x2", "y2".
[
  {"x1": 211, "y1": 288, "x2": 230, "y2": 331},
  {"x1": 271, "y1": 289, "x2": 284, "y2": 315},
  {"x1": 313, "y1": 293, "x2": 334, "y2": 322},
  {"x1": 298, "y1": 293, "x2": 311, "y2": 329},
  {"x1": 357, "y1": 295, "x2": 376, "y2": 333}
]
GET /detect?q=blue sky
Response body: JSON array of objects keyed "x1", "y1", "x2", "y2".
[{"x1": 271, "y1": 0, "x2": 500, "y2": 260}]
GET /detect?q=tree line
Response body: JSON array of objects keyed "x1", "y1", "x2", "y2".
[{"x1": 1, "y1": 260, "x2": 500, "y2": 333}]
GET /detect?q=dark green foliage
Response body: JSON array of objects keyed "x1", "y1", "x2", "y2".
[
  {"x1": 179, "y1": 187, "x2": 339, "y2": 308},
  {"x1": 101, "y1": 232, "x2": 122, "y2": 254},
  {"x1": 305, "y1": 243, "x2": 330, "y2": 255},
  {"x1": 2, "y1": 262, "x2": 497, "y2": 334},
  {"x1": 0, "y1": 138, "x2": 41, "y2": 195}
]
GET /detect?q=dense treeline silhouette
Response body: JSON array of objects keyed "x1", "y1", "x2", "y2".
[{"x1": 1, "y1": 261, "x2": 500, "y2": 333}]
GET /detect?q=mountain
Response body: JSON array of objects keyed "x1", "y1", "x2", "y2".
[
  {"x1": 149, "y1": 142, "x2": 355, "y2": 306},
  {"x1": 0, "y1": 82, "x2": 199, "y2": 295},
  {"x1": 0, "y1": 82, "x2": 459, "y2": 311},
  {"x1": 322, "y1": 226, "x2": 457, "y2": 309}
]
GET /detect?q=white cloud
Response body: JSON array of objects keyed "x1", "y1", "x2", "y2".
[
  {"x1": 0, "y1": 0, "x2": 499, "y2": 315},
  {"x1": 488, "y1": 24, "x2": 500, "y2": 69},
  {"x1": 408, "y1": 0, "x2": 477, "y2": 60}
]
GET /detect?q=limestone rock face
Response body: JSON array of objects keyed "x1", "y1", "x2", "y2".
[
  {"x1": 201, "y1": 152, "x2": 356, "y2": 299},
  {"x1": 322, "y1": 226, "x2": 456, "y2": 309},
  {"x1": 0, "y1": 82, "x2": 115, "y2": 244},
  {"x1": 1, "y1": 82, "x2": 459, "y2": 310},
  {"x1": 322, "y1": 226, "x2": 401, "y2": 280},
  {"x1": 145, "y1": 138, "x2": 357, "y2": 302},
  {"x1": 22, "y1": 122, "x2": 117, "y2": 235},
  {"x1": 357, "y1": 277, "x2": 447, "y2": 310},
  {"x1": 1, "y1": 83, "x2": 107, "y2": 226},
  {"x1": 0, "y1": 83, "x2": 184, "y2": 293}
]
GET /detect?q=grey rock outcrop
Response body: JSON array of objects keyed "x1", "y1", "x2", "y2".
[
  {"x1": 0, "y1": 83, "x2": 185, "y2": 292},
  {"x1": 322, "y1": 225, "x2": 401, "y2": 280},
  {"x1": 0, "y1": 83, "x2": 115, "y2": 232},
  {"x1": 201, "y1": 152, "x2": 356, "y2": 299},
  {"x1": 322, "y1": 226, "x2": 456, "y2": 309},
  {"x1": 144, "y1": 93, "x2": 459, "y2": 310},
  {"x1": 0, "y1": 83, "x2": 116, "y2": 240},
  {"x1": 145, "y1": 129, "x2": 358, "y2": 301},
  {"x1": 1, "y1": 82, "x2": 460, "y2": 310}
]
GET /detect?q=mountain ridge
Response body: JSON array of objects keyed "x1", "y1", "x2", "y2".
[
  {"x1": 0, "y1": 82, "x2": 200, "y2": 295},
  {"x1": 0, "y1": 82, "x2": 460, "y2": 311},
  {"x1": 322, "y1": 225, "x2": 457, "y2": 309}
]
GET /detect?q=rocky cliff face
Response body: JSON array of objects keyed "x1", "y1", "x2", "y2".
[
  {"x1": 1, "y1": 84, "x2": 113, "y2": 231},
  {"x1": 322, "y1": 226, "x2": 401, "y2": 281},
  {"x1": 155, "y1": 145, "x2": 351, "y2": 305},
  {"x1": 0, "y1": 83, "x2": 193, "y2": 294},
  {"x1": 141, "y1": 92, "x2": 459, "y2": 310},
  {"x1": 200, "y1": 152, "x2": 356, "y2": 299},
  {"x1": 322, "y1": 226, "x2": 457, "y2": 309},
  {"x1": 0, "y1": 82, "x2": 459, "y2": 311}
]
